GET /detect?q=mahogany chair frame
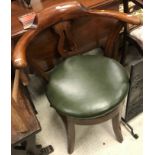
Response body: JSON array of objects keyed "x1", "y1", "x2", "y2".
[{"x1": 12, "y1": 1, "x2": 141, "y2": 154}]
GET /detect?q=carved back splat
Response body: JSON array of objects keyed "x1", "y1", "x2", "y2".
[{"x1": 53, "y1": 21, "x2": 79, "y2": 57}]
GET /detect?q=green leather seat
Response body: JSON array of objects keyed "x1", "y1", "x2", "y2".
[{"x1": 46, "y1": 55, "x2": 129, "y2": 118}]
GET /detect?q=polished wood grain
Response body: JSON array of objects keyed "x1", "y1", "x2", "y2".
[
  {"x1": 12, "y1": 1, "x2": 141, "y2": 69},
  {"x1": 12, "y1": 0, "x2": 120, "y2": 72}
]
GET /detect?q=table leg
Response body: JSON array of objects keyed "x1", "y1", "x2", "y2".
[{"x1": 12, "y1": 135, "x2": 54, "y2": 155}]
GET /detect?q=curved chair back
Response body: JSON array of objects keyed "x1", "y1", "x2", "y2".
[{"x1": 12, "y1": 1, "x2": 141, "y2": 70}]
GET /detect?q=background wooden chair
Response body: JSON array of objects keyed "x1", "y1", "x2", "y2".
[{"x1": 12, "y1": 1, "x2": 141, "y2": 154}]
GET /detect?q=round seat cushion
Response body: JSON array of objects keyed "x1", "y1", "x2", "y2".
[{"x1": 46, "y1": 55, "x2": 129, "y2": 118}]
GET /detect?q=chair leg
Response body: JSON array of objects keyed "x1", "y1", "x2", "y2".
[
  {"x1": 66, "y1": 117, "x2": 75, "y2": 154},
  {"x1": 112, "y1": 113, "x2": 123, "y2": 143}
]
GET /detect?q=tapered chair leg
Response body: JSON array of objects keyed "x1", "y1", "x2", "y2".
[
  {"x1": 112, "y1": 113, "x2": 123, "y2": 143},
  {"x1": 66, "y1": 117, "x2": 75, "y2": 154}
]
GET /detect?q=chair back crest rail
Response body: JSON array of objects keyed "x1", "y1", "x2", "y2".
[{"x1": 12, "y1": 1, "x2": 141, "y2": 70}]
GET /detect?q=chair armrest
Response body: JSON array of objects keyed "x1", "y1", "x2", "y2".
[
  {"x1": 89, "y1": 10, "x2": 142, "y2": 25},
  {"x1": 12, "y1": 1, "x2": 142, "y2": 69}
]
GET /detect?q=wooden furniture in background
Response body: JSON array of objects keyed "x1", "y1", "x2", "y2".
[
  {"x1": 11, "y1": 70, "x2": 53, "y2": 155},
  {"x1": 122, "y1": 0, "x2": 143, "y2": 121},
  {"x1": 11, "y1": 85, "x2": 40, "y2": 144},
  {"x1": 12, "y1": 0, "x2": 120, "y2": 37}
]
